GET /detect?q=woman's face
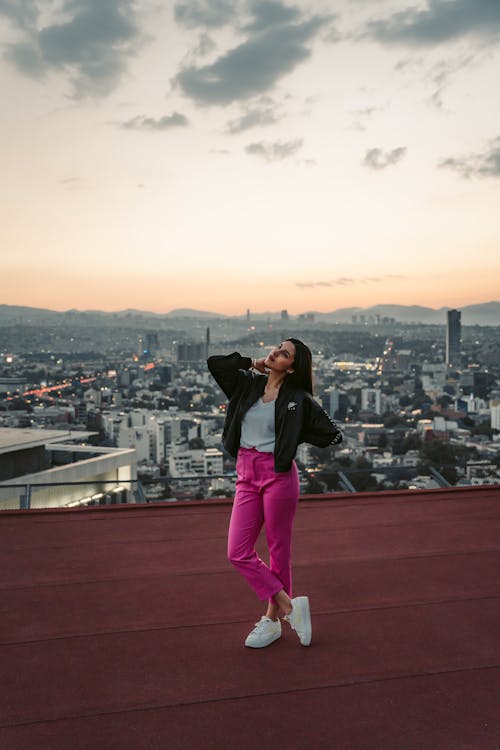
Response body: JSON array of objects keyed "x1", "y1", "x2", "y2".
[{"x1": 264, "y1": 340, "x2": 296, "y2": 374}]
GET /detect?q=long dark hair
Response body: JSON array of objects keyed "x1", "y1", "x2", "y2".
[{"x1": 285, "y1": 338, "x2": 313, "y2": 395}]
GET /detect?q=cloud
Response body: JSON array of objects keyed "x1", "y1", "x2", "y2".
[
  {"x1": 225, "y1": 98, "x2": 282, "y2": 133},
  {"x1": 0, "y1": 0, "x2": 38, "y2": 31},
  {"x1": 439, "y1": 136, "x2": 500, "y2": 178},
  {"x1": 242, "y1": 0, "x2": 301, "y2": 33},
  {"x1": 364, "y1": 0, "x2": 500, "y2": 47},
  {"x1": 296, "y1": 278, "x2": 355, "y2": 288},
  {"x1": 1, "y1": 0, "x2": 146, "y2": 98},
  {"x1": 427, "y1": 50, "x2": 480, "y2": 109},
  {"x1": 174, "y1": 0, "x2": 238, "y2": 30},
  {"x1": 173, "y1": 4, "x2": 330, "y2": 106},
  {"x1": 121, "y1": 112, "x2": 189, "y2": 130},
  {"x1": 193, "y1": 32, "x2": 216, "y2": 57},
  {"x1": 245, "y1": 138, "x2": 303, "y2": 161},
  {"x1": 350, "y1": 104, "x2": 383, "y2": 131},
  {"x1": 362, "y1": 147, "x2": 406, "y2": 170},
  {"x1": 296, "y1": 275, "x2": 404, "y2": 288}
]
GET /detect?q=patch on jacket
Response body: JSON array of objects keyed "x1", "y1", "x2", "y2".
[{"x1": 287, "y1": 401, "x2": 297, "y2": 411}]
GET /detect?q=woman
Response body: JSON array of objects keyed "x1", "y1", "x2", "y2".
[{"x1": 207, "y1": 338, "x2": 343, "y2": 648}]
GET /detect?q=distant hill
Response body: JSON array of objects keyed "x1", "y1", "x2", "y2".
[
  {"x1": 312, "y1": 302, "x2": 500, "y2": 326},
  {"x1": 164, "y1": 308, "x2": 225, "y2": 319},
  {"x1": 0, "y1": 302, "x2": 498, "y2": 326}
]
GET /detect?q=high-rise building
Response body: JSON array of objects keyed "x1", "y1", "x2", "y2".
[
  {"x1": 138, "y1": 333, "x2": 159, "y2": 359},
  {"x1": 361, "y1": 388, "x2": 382, "y2": 414},
  {"x1": 446, "y1": 310, "x2": 461, "y2": 368},
  {"x1": 176, "y1": 341, "x2": 206, "y2": 363},
  {"x1": 323, "y1": 387, "x2": 340, "y2": 418},
  {"x1": 490, "y1": 401, "x2": 500, "y2": 432}
]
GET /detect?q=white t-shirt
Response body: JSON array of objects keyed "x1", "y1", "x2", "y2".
[{"x1": 240, "y1": 397, "x2": 276, "y2": 453}]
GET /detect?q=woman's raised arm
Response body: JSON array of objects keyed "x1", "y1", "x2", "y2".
[{"x1": 207, "y1": 352, "x2": 253, "y2": 399}]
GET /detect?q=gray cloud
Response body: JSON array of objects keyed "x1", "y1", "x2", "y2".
[
  {"x1": 427, "y1": 51, "x2": 479, "y2": 109},
  {"x1": 362, "y1": 147, "x2": 406, "y2": 170},
  {"x1": 364, "y1": 0, "x2": 500, "y2": 47},
  {"x1": 1, "y1": 0, "x2": 145, "y2": 98},
  {"x1": 121, "y1": 112, "x2": 189, "y2": 131},
  {"x1": 439, "y1": 136, "x2": 500, "y2": 179},
  {"x1": 193, "y1": 32, "x2": 217, "y2": 57},
  {"x1": 350, "y1": 104, "x2": 383, "y2": 131},
  {"x1": 242, "y1": 0, "x2": 301, "y2": 33},
  {"x1": 225, "y1": 98, "x2": 282, "y2": 133},
  {"x1": 245, "y1": 138, "x2": 303, "y2": 161},
  {"x1": 174, "y1": 0, "x2": 237, "y2": 30},
  {"x1": 173, "y1": 6, "x2": 329, "y2": 106},
  {"x1": 0, "y1": 0, "x2": 38, "y2": 31}
]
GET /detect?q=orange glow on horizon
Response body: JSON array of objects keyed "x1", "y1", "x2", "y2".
[{"x1": 0, "y1": 267, "x2": 498, "y2": 316}]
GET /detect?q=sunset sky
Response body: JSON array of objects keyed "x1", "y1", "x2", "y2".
[{"x1": 1, "y1": 0, "x2": 499, "y2": 315}]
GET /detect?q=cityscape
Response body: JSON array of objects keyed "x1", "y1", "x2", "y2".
[
  {"x1": 2, "y1": 1, "x2": 499, "y2": 744},
  {"x1": 1, "y1": 302, "x2": 499, "y2": 509}
]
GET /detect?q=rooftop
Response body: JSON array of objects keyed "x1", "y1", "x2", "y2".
[
  {"x1": 1, "y1": 485, "x2": 500, "y2": 749},
  {"x1": 0, "y1": 428, "x2": 76, "y2": 453}
]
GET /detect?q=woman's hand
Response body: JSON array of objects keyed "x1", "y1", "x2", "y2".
[{"x1": 252, "y1": 357, "x2": 268, "y2": 373}]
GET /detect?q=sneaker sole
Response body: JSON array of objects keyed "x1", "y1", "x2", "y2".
[
  {"x1": 244, "y1": 631, "x2": 281, "y2": 649},
  {"x1": 294, "y1": 596, "x2": 312, "y2": 646}
]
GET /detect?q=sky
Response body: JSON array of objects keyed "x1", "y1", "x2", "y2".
[{"x1": 1, "y1": 0, "x2": 499, "y2": 315}]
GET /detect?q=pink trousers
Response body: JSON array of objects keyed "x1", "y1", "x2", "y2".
[{"x1": 227, "y1": 447, "x2": 300, "y2": 603}]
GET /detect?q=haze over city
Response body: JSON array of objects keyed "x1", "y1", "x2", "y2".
[{"x1": 1, "y1": 0, "x2": 499, "y2": 313}]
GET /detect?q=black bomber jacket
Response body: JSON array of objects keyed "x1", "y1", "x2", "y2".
[{"x1": 207, "y1": 352, "x2": 343, "y2": 473}]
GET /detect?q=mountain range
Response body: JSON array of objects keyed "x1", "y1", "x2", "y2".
[{"x1": 0, "y1": 302, "x2": 499, "y2": 326}]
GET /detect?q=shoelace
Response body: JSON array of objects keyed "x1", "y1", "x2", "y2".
[{"x1": 252, "y1": 618, "x2": 273, "y2": 633}]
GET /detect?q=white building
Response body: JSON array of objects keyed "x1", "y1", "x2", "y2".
[
  {"x1": 0, "y1": 428, "x2": 137, "y2": 510},
  {"x1": 168, "y1": 444, "x2": 223, "y2": 477},
  {"x1": 361, "y1": 388, "x2": 382, "y2": 414},
  {"x1": 433, "y1": 416, "x2": 458, "y2": 433},
  {"x1": 204, "y1": 447, "x2": 223, "y2": 475},
  {"x1": 421, "y1": 363, "x2": 447, "y2": 394},
  {"x1": 490, "y1": 401, "x2": 500, "y2": 431}
]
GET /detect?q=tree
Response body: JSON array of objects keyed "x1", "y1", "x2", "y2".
[
  {"x1": 472, "y1": 423, "x2": 493, "y2": 439},
  {"x1": 383, "y1": 415, "x2": 404, "y2": 428},
  {"x1": 378, "y1": 433, "x2": 388, "y2": 449},
  {"x1": 189, "y1": 437, "x2": 205, "y2": 449},
  {"x1": 437, "y1": 394, "x2": 453, "y2": 409},
  {"x1": 440, "y1": 466, "x2": 458, "y2": 485},
  {"x1": 304, "y1": 475, "x2": 326, "y2": 494}
]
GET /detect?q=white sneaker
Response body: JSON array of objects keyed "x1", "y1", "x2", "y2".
[
  {"x1": 244, "y1": 616, "x2": 282, "y2": 648},
  {"x1": 283, "y1": 596, "x2": 312, "y2": 646}
]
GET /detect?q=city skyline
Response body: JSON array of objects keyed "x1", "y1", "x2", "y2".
[{"x1": 1, "y1": 0, "x2": 500, "y2": 314}]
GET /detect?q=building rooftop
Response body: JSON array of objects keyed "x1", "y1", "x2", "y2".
[
  {"x1": 1, "y1": 485, "x2": 499, "y2": 749},
  {"x1": 0, "y1": 428, "x2": 74, "y2": 453},
  {"x1": 0, "y1": 428, "x2": 97, "y2": 454}
]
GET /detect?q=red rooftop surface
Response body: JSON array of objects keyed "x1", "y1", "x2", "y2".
[{"x1": 1, "y1": 485, "x2": 499, "y2": 750}]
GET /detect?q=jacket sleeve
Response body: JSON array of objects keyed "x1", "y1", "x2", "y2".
[
  {"x1": 207, "y1": 352, "x2": 253, "y2": 400},
  {"x1": 300, "y1": 394, "x2": 343, "y2": 448}
]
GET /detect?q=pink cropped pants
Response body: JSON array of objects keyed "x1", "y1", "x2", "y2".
[{"x1": 227, "y1": 447, "x2": 300, "y2": 603}]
